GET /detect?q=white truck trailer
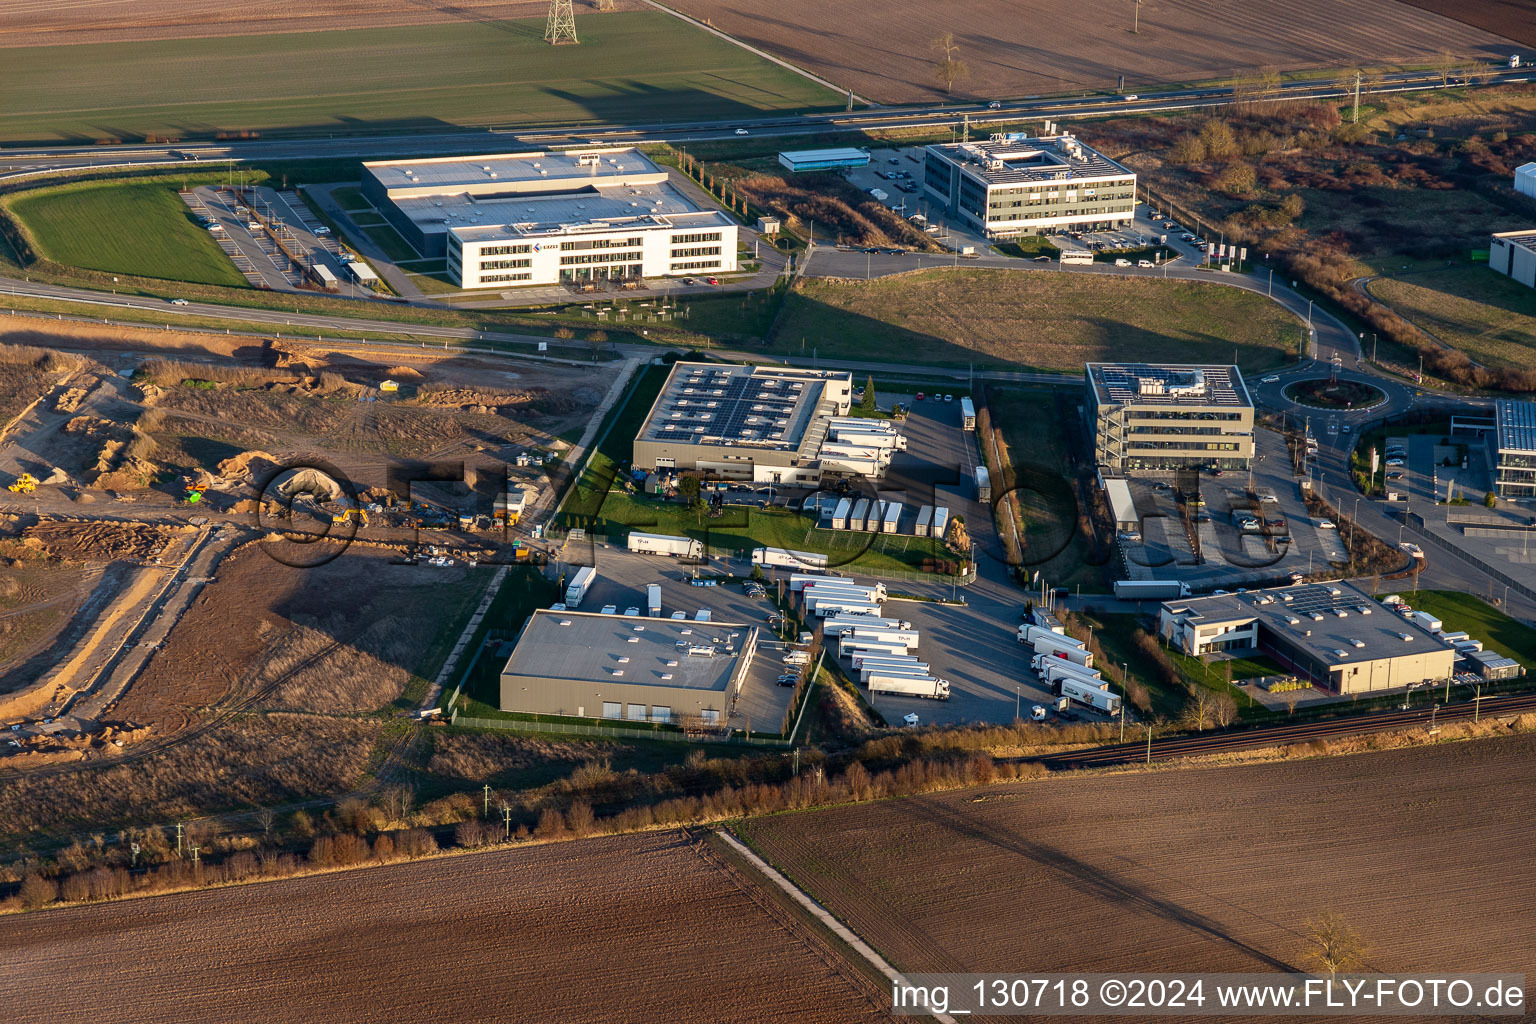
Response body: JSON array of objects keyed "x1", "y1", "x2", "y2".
[
  {"x1": 844, "y1": 626, "x2": 920, "y2": 647},
  {"x1": 858, "y1": 660, "x2": 930, "y2": 682},
  {"x1": 564, "y1": 566, "x2": 596, "y2": 607},
  {"x1": 1034, "y1": 633, "x2": 1093, "y2": 667},
  {"x1": 915, "y1": 505, "x2": 934, "y2": 538},
  {"x1": 1017, "y1": 623, "x2": 1080, "y2": 646},
  {"x1": 1061, "y1": 676, "x2": 1122, "y2": 715},
  {"x1": 823, "y1": 615, "x2": 911, "y2": 635},
  {"x1": 628, "y1": 532, "x2": 703, "y2": 559},
  {"x1": 848, "y1": 498, "x2": 871, "y2": 531},
  {"x1": 753, "y1": 547, "x2": 829, "y2": 570},
  {"x1": 646, "y1": 583, "x2": 662, "y2": 618},
  {"x1": 800, "y1": 579, "x2": 886, "y2": 602},
  {"x1": 810, "y1": 599, "x2": 884, "y2": 618},
  {"x1": 1033, "y1": 656, "x2": 1104, "y2": 691},
  {"x1": 1112, "y1": 579, "x2": 1192, "y2": 600},
  {"x1": 976, "y1": 465, "x2": 992, "y2": 502},
  {"x1": 867, "y1": 674, "x2": 951, "y2": 700},
  {"x1": 841, "y1": 638, "x2": 912, "y2": 658},
  {"x1": 960, "y1": 397, "x2": 976, "y2": 431},
  {"x1": 881, "y1": 501, "x2": 902, "y2": 534},
  {"x1": 932, "y1": 507, "x2": 950, "y2": 539},
  {"x1": 830, "y1": 498, "x2": 852, "y2": 530}
]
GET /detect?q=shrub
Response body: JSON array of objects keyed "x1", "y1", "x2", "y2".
[{"x1": 19, "y1": 874, "x2": 57, "y2": 909}]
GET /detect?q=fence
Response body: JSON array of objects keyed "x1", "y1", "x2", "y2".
[{"x1": 450, "y1": 711, "x2": 793, "y2": 747}]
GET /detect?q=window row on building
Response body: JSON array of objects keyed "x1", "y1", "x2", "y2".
[
  {"x1": 671, "y1": 259, "x2": 721, "y2": 271},
  {"x1": 482, "y1": 243, "x2": 532, "y2": 256},
  {"x1": 671, "y1": 231, "x2": 721, "y2": 245},
  {"x1": 670, "y1": 245, "x2": 720, "y2": 259},
  {"x1": 560, "y1": 250, "x2": 643, "y2": 267},
  {"x1": 480, "y1": 258, "x2": 532, "y2": 271},
  {"x1": 482, "y1": 272, "x2": 533, "y2": 283},
  {"x1": 561, "y1": 236, "x2": 643, "y2": 252}
]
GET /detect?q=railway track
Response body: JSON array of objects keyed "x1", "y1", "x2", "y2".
[{"x1": 1041, "y1": 691, "x2": 1536, "y2": 769}]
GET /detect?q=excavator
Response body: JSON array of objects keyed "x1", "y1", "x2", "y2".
[
  {"x1": 332, "y1": 508, "x2": 370, "y2": 527},
  {"x1": 7, "y1": 473, "x2": 37, "y2": 494}
]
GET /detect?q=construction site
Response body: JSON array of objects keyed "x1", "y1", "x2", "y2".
[{"x1": 0, "y1": 317, "x2": 617, "y2": 838}]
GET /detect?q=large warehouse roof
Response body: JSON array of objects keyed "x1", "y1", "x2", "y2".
[
  {"x1": 365, "y1": 149, "x2": 664, "y2": 193},
  {"x1": 1495, "y1": 399, "x2": 1536, "y2": 456},
  {"x1": 1164, "y1": 582, "x2": 1453, "y2": 667},
  {"x1": 637, "y1": 363, "x2": 849, "y2": 455},
  {"x1": 1088, "y1": 363, "x2": 1252, "y2": 409},
  {"x1": 503, "y1": 610, "x2": 754, "y2": 694},
  {"x1": 927, "y1": 134, "x2": 1133, "y2": 186}
]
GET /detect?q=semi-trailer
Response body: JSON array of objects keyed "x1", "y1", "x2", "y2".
[
  {"x1": 1033, "y1": 657, "x2": 1104, "y2": 692},
  {"x1": 915, "y1": 505, "x2": 934, "y2": 538},
  {"x1": 646, "y1": 583, "x2": 662, "y2": 618},
  {"x1": 976, "y1": 465, "x2": 991, "y2": 502},
  {"x1": 1061, "y1": 676, "x2": 1122, "y2": 715},
  {"x1": 753, "y1": 547, "x2": 829, "y2": 570},
  {"x1": 1034, "y1": 633, "x2": 1093, "y2": 667},
  {"x1": 564, "y1": 566, "x2": 596, "y2": 607},
  {"x1": 843, "y1": 626, "x2": 920, "y2": 646},
  {"x1": 960, "y1": 397, "x2": 976, "y2": 431},
  {"x1": 849, "y1": 499, "x2": 871, "y2": 531},
  {"x1": 823, "y1": 615, "x2": 912, "y2": 635},
  {"x1": 839, "y1": 635, "x2": 911, "y2": 654},
  {"x1": 628, "y1": 532, "x2": 703, "y2": 559},
  {"x1": 809, "y1": 599, "x2": 884, "y2": 618},
  {"x1": 800, "y1": 579, "x2": 887, "y2": 601},
  {"x1": 858, "y1": 661, "x2": 931, "y2": 682},
  {"x1": 880, "y1": 501, "x2": 902, "y2": 534},
  {"x1": 1017, "y1": 623, "x2": 1079, "y2": 646},
  {"x1": 1112, "y1": 579, "x2": 1192, "y2": 600},
  {"x1": 867, "y1": 674, "x2": 951, "y2": 700},
  {"x1": 830, "y1": 497, "x2": 852, "y2": 531},
  {"x1": 847, "y1": 648, "x2": 921, "y2": 668}
]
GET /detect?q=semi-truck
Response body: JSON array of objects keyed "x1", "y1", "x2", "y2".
[
  {"x1": 867, "y1": 674, "x2": 951, "y2": 700},
  {"x1": 1017, "y1": 623, "x2": 1078, "y2": 646},
  {"x1": 975, "y1": 465, "x2": 992, "y2": 502},
  {"x1": 1061, "y1": 676, "x2": 1122, "y2": 715},
  {"x1": 1033, "y1": 656, "x2": 1104, "y2": 692},
  {"x1": 846, "y1": 645, "x2": 920, "y2": 664},
  {"x1": 800, "y1": 579, "x2": 886, "y2": 602},
  {"x1": 960, "y1": 397, "x2": 976, "y2": 431},
  {"x1": 753, "y1": 547, "x2": 829, "y2": 570},
  {"x1": 646, "y1": 583, "x2": 662, "y2": 618},
  {"x1": 564, "y1": 566, "x2": 596, "y2": 607},
  {"x1": 1112, "y1": 579, "x2": 1192, "y2": 600},
  {"x1": 808, "y1": 597, "x2": 884, "y2": 618},
  {"x1": 842, "y1": 626, "x2": 920, "y2": 647},
  {"x1": 1034, "y1": 633, "x2": 1093, "y2": 667},
  {"x1": 842, "y1": 640, "x2": 912, "y2": 660},
  {"x1": 823, "y1": 615, "x2": 911, "y2": 635},
  {"x1": 628, "y1": 532, "x2": 703, "y2": 559},
  {"x1": 858, "y1": 660, "x2": 931, "y2": 682}
]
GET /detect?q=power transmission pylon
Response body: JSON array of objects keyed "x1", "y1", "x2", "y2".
[{"x1": 544, "y1": 0, "x2": 578, "y2": 45}]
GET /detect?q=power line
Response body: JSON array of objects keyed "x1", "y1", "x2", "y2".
[{"x1": 544, "y1": 0, "x2": 578, "y2": 45}]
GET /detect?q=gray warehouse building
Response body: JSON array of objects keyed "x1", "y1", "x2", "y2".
[
  {"x1": 500, "y1": 610, "x2": 760, "y2": 723},
  {"x1": 1159, "y1": 582, "x2": 1456, "y2": 695},
  {"x1": 1087, "y1": 362, "x2": 1255, "y2": 473},
  {"x1": 631, "y1": 362, "x2": 854, "y2": 485},
  {"x1": 1491, "y1": 399, "x2": 1536, "y2": 499},
  {"x1": 922, "y1": 133, "x2": 1136, "y2": 239}
]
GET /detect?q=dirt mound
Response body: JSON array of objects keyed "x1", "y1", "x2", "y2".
[
  {"x1": 414, "y1": 387, "x2": 543, "y2": 412},
  {"x1": 52, "y1": 387, "x2": 88, "y2": 413},
  {"x1": 275, "y1": 467, "x2": 343, "y2": 502},
  {"x1": 21, "y1": 521, "x2": 183, "y2": 563},
  {"x1": 383, "y1": 365, "x2": 424, "y2": 380},
  {"x1": 217, "y1": 450, "x2": 281, "y2": 483}
]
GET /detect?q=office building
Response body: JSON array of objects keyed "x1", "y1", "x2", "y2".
[
  {"x1": 361, "y1": 149, "x2": 737, "y2": 289},
  {"x1": 1086, "y1": 363, "x2": 1255, "y2": 473},
  {"x1": 499, "y1": 610, "x2": 760, "y2": 723},
  {"x1": 778, "y1": 148, "x2": 871, "y2": 173},
  {"x1": 632, "y1": 363, "x2": 860, "y2": 485},
  {"x1": 1493, "y1": 399, "x2": 1536, "y2": 498},
  {"x1": 1159, "y1": 582, "x2": 1457, "y2": 694},
  {"x1": 922, "y1": 133, "x2": 1136, "y2": 239}
]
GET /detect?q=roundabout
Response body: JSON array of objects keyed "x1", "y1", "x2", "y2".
[{"x1": 1282, "y1": 377, "x2": 1387, "y2": 411}]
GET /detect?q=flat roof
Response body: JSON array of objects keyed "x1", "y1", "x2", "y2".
[
  {"x1": 1104, "y1": 478, "x2": 1137, "y2": 523},
  {"x1": 926, "y1": 134, "x2": 1134, "y2": 187},
  {"x1": 1088, "y1": 363, "x2": 1252, "y2": 409},
  {"x1": 637, "y1": 362, "x2": 849, "y2": 454},
  {"x1": 504, "y1": 610, "x2": 754, "y2": 692},
  {"x1": 365, "y1": 149, "x2": 663, "y2": 192},
  {"x1": 409, "y1": 181, "x2": 728, "y2": 241},
  {"x1": 1164, "y1": 581, "x2": 1454, "y2": 667},
  {"x1": 779, "y1": 147, "x2": 870, "y2": 163},
  {"x1": 1492, "y1": 228, "x2": 1536, "y2": 254},
  {"x1": 1495, "y1": 399, "x2": 1536, "y2": 455}
]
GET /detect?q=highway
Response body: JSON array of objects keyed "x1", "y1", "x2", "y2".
[{"x1": 2, "y1": 67, "x2": 1531, "y2": 179}]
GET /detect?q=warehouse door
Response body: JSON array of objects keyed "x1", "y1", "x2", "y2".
[
  {"x1": 651, "y1": 706, "x2": 671, "y2": 724},
  {"x1": 627, "y1": 703, "x2": 647, "y2": 721},
  {"x1": 602, "y1": 701, "x2": 622, "y2": 719}
]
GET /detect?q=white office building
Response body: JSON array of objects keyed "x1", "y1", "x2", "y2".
[
  {"x1": 361, "y1": 149, "x2": 738, "y2": 289},
  {"x1": 1490, "y1": 229, "x2": 1536, "y2": 290},
  {"x1": 922, "y1": 132, "x2": 1137, "y2": 239}
]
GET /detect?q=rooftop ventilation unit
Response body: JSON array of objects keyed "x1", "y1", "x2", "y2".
[
  {"x1": 1399, "y1": 633, "x2": 1415, "y2": 642},
  {"x1": 558, "y1": 620, "x2": 572, "y2": 626},
  {"x1": 617, "y1": 656, "x2": 630, "y2": 664}
]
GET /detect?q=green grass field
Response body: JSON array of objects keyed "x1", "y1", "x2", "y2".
[
  {"x1": 0, "y1": 13, "x2": 842, "y2": 144},
  {"x1": 768, "y1": 269, "x2": 1307, "y2": 371},
  {"x1": 1369, "y1": 268, "x2": 1536, "y2": 371},
  {"x1": 7, "y1": 180, "x2": 249, "y2": 287},
  {"x1": 1406, "y1": 590, "x2": 1536, "y2": 668}
]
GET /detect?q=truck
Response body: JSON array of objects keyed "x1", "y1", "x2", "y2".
[
  {"x1": 822, "y1": 615, "x2": 911, "y2": 635},
  {"x1": 1411, "y1": 610, "x2": 1442, "y2": 633},
  {"x1": 830, "y1": 497, "x2": 852, "y2": 530},
  {"x1": 959, "y1": 396, "x2": 976, "y2": 431},
  {"x1": 1017, "y1": 623, "x2": 1080, "y2": 647},
  {"x1": 799, "y1": 579, "x2": 886, "y2": 601},
  {"x1": 809, "y1": 598, "x2": 884, "y2": 618},
  {"x1": 564, "y1": 566, "x2": 596, "y2": 607},
  {"x1": 880, "y1": 501, "x2": 902, "y2": 534},
  {"x1": 975, "y1": 465, "x2": 992, "y2": 502},
  {"x1": 849, "y1": 498, "x2": 871, "y2": 531},
  {"x1": 843, "y1": 627, "x2": 920, "y2": 647},
  {"x1": 858, "y1": 660, "x2": 931, "y2": 682},
  {"x1": 752, "y1": 547, "x2": 829, "y2": 570},
  {"x1": 1061, "y1": 676, "x2": 1122, "y2": 715},
  {"x1": 646, "y1": 583, "x2": 662, "y2": 618},
  {"x1": 1034, "y1": 633, "x2": 1093, "y2": 667},
  {"x1": 915, "y1": 505, "x2": 934, "y2": 538},
  {"x1": 867, "y1": 674, "x2": 951, "y2": 700},
  {"x1": 1033, "y1": 656, "x2": 1104, "y2": 690},
  {"x1": 841, "y1": 638, "x2": 912, "y2": 659},
  {"x1": 1113, "y1": 579, "x2": 1192, "y2": 600},
  {"x1": 628, "y1": 532, "x2": 703, "y2": 559}
]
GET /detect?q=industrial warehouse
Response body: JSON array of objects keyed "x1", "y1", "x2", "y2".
[
  {"x1": 1158, "y1": 582, "x2": 1458, "y2": 694},
  {"x1": 1491, "y1": 398, "x2": 1536, "y2": 498},
  {"x1": 499, "y1": 609, "x2": 761, "y2": 723},
  {"x1": 632, "y1": 363, "x2": 909, "y2": 485},
  {"x1": 921, "y1": 132, "x2": 1137, "y2": 239},
  {"x1": 1086, "y1": 362, "x2": 1255, "y2": 474},
  {"x1": 360, "y1": 149, "x2": 738, "y2": 288}
]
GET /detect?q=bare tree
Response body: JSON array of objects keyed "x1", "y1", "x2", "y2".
[
  {"x1": 1305, "y1": 912, "x2": 1369, "y2": 978},
  {"x1": 1214, "y1": 692, "x2": 1239, "y2": 730},
  {"x1": 932, "y1": 33, "x2": 969, "y2": 94},
  {"x1": 1181, "y1": 684, "x2": 1217, "y2": 731},
  {"x1": 1432, "y1": 50, "x2": 1458, "y2": 87},
  {"x1": 1282, "y1": 688, "x2": 1303, "y2": 716},
  {"x1": 256, "y1": 806, "x2": 276, "y2": 841}
]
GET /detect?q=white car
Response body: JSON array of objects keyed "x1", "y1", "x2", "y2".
[
  {"x1": 1262, "y1": 375, "x2": 1280, "y2": 383},
  {"x1": 169, "y1": 298, "x2": 190, "y2": 306},
  {"x1": 1318, "y1": 520, "x2": 1337, "y2": 529},
  {"x1": 1137, "y1": 259, "x2": 1153, "y2": 268},
  {"x1": 944, "y1": 394, "x2": 954, "y2": 402},
  {"x1": 735, "y1": 128, "x2": 749, "y2": 136},
  {"x1": 988, "y1": 101, "x2": 1002, "y2": 109},
  {"x1": 1386, "y1": 458, "x2": 1405, "y2": 467},
  {"x1": 1114, "y1": 258, "x2": 1132, "y2": 267},
  {"x1": 903, "y1": 712, "x2": 920, "y2": 727}
]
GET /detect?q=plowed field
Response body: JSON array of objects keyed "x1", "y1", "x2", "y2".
[
  {"x1": 663, "y1": 0, "x2": 1520, "y2": 102},
  {"x1": 737, "y1": 733, "x2": 1536, "y2": 995},
  {"x1": 0, "y1": 831, "x2": 893, "y2": 1024}
]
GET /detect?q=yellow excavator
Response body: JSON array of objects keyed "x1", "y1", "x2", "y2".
[
  {"x1": 332, "y1": 508, "x2": 370, "y2": 527},
  {"x1": 8, "y1": 473, "x2": 37, "y2": 494}
]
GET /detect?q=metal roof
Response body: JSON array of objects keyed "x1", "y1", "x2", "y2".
[
  {"x1": 1088, "y1": 363, "x2": 1252, "y2": 409},
  {"x1": 504, "y1": 610, "x2": 754, "y2": 692},
  {"x1": 926, "y1": 134, "x2": 1134, "y2": 187},
  {"x1": 638, "y1": 363, "x2": 849, "y2": 453},
  {"x1": 1495, "y1": 399, "x2": 1536, "y2": 455},
  {"x1": 365, "y1": 149, "x2": 664, "y2": 192},
  {"x1": 393, "y1": 179, "x2": 726, "y2": 239},
  {"x1": 779, "y1": 147, "x2": 870, "y2": 164}
]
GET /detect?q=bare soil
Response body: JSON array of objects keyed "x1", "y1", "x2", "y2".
[
  {"x1": 1395, "y1": 0, "x2": 1536, "y2": 48},
  {"x1": 0, "y1": 0, "x2": 645, "y2": 48},
  {"x1": 738, "y1": 731, "x2": 1536, "y2": 990},
  {"x1": 664, "y1": 0, "x2": 1517, "y2": 103},
  {"x1": 0, "y1": 830, "x2": 892, "y2": 1024},
  {"x1": 15, "y1": 520, "x2": 182, "y2": 563}
]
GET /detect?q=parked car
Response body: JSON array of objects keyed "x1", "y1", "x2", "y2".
[
  {"x1": 944, "y1": 394, "x2": 954, "y2": 402},
  {"x1": 735, "y1": 128, "x2": 749, "y2": 135},
  {"x1": 706, "y1": 277, "x2": 719, "y2": 285},
  {"x1": 1386, "y1": 458, "x2": 1406, "y2": 467},
  {"x1": 915, "y1": 392, "x2": 925, "y2": 401}
]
